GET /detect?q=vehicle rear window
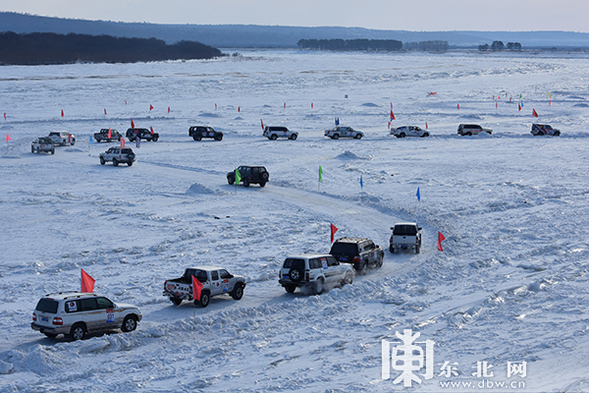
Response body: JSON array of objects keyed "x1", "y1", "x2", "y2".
[
  {"x1": 284, "y1": 258, "x2": 305, "y2": 270},
  {"x1": 393, "y1": 225, "x2": 417, "y2": 236},
  {"x1": 96, "y1": 297, "x2": 114, "y2": 309},
  {"x1": 330, "y1": 243, "x2": 358, "y2": 255},
  {"x1": 186, "y1": 269, "x2": 208, "y2": 282},
  {"x1": 121, "y1": 148, "x2": 133, "y2": 154},
  {"x1": 35, "y1": 299, "x2": 58, "y2": 314}
]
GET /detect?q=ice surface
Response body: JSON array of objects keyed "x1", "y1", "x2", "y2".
[{"x1": 1, "y1": 49, "x2": 589, "y2": 392}]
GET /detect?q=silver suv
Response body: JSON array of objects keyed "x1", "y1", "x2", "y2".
[
  {"x1": 279, "y1": 253, "x2": 354, "y2": 294},
  {"x1": 457, "y1": 124, "x2": 492, "y2": 136},
  {"x1": 31, "y1": 292, "x2": 142, "y2": 340},
  {"x1": 263, "y1": 126, "x2": 298, "y2": 140},
  {"x1": 48, "y1": 131, "x2": 76, "y2": 145}
]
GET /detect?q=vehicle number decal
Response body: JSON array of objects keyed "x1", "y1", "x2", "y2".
[
  {"x1": 321, "y1": 258, "x2": 328, "y2": 269},
  {"x1": 106, "y1": 309, "x2": 115, "y2": 323},
  {"x1": 223, "y1": 282, "x2": 230, "y2": 292},
  {"x1": 41, "y1": 316, "x2": 49, "y2": 322},
  {"x1": 68, "y1": 301, "x2": 77, "y2": 312}
]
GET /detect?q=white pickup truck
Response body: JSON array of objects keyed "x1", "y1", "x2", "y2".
[
  {"x1": 389, "y1": 222, "x2": 422, "y2": 254},
  {"x1": 163, "y1": 266, "x2": 246, "y2": 307}
]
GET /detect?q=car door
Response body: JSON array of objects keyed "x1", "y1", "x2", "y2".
[
  {"x1": 218, "y1": 269, "x2": 234, "y2": 293},
  {"x1": 325, "y1": 256, "x2": 343, "y2": 282},
  {"x1": 209, "y1": 270, "x2": 223, "y2": 296},
  {"x1": 77, "y1": 298, "x2": 103, "y2": 332},
  {"x1": 96, "y1": 297, "x2": 119, "y2": 328}
]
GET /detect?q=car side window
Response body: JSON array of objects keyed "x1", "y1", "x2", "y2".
[
  {"x1": 219, "y1": 269, "x2": 231, "y2": 279},
  {"x1": 327, "y1": 256, "x2": 339, "y2": 266},
  {"x1": 309, "y1": 259, "x2": 321, "y2": 269},
  {"x1": 65, "y1": 300, "x2": 79, "y2": 313},
  {"x1": 365, "y1": 241, "x2": 375, "y2": 251},
  {"x1": 96, "y1": 297, "x2": 114, "y2": 309},
  {"x1": 211, "y1": 271, "x2": 219, "y2": 281},
  {"x1": 79, "y1": 298, "x2": 98, "y2": 311}
]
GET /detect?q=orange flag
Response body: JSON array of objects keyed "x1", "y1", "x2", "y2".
[
  {"x1": 438, "y1": 232, "x2": 446, "y2": 251},
  {"x1": 330, "y1": 223, "x2": 338, "y2": 243},
  {"x1": 6, "y1": 134, "x2": 11, "y2": 142},
  {"x1": 192, "y1": 275, "x2": 203, "y2": 301},
  {"x1": 532, "y1": 109, "x2": 539, "y2": 117},
  {"x1": 81, "y1": 269, "x2": 96, "y2": 293}
]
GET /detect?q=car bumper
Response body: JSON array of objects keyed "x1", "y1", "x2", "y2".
[{"x1": 31, "y1": 322, "x2": 70, "y2": 335}]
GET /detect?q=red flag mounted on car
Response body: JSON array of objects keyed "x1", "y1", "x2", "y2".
[
  {"x1": 131, "y1": 118, "x2": 135, "y2": 128},
  {"x1": 192, "y1": 275, "x2": 203, "y2": 301}
]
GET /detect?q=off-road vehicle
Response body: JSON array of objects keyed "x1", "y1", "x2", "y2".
[
  {"x1": 531, "y1": 124, "x2": 560, "y2": 136},
  {"x1": 324, "y1": 126, "x2": 363, "y2": 139},
  {"x1": 391, "y1": 126, "x2": 430, "y2": 138},
  {"x1": 99, "y1": 147, "x2": 136, "y2": 166},
  {"x1": 31, "y1": 137, "x2": 55, "y2": 154},
  {"x1": 227, "y1": 165, "x2": 269, "y2": 187},
  {"x1": 189, "y1": 126, "x2": 223, "y2": 141},
  {"x1": 94, "y1": 128, "x2": 122, "y2": 143},
  {"x1": 48, "y1": 131, "x2": 75, "y2": 145},
  {"x1": 263, "y1": 126, "x2": 298, "y2": 140},
  {"x1": 329, "y1": 237, "x2": 384, "y2": 275},
  {"x1": 389, "y1": 222, "x2": 422, "y2": 254},
  {"x1": 457, "y1": 124, "x2": 492, "y2": 136},
  {"x1": 279, "y1": 254, "x2": 354, "y2": 294},
  {"x1": 126, "y1": 128, "x2": 159, "y2": 142}
]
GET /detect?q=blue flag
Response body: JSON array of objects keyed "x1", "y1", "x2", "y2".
[
  {"x1": 360, "y1": 175, "x2": 364, "y2": 189},
  {"x1": 89, "y1": 135, "x2": 93, "y2": 144},
  {"x1": 335, "y1": 117, "x2": 340, "y2": 126},
  {"x1": 416, "y1": 187, "x2": 421, "y2": 202}
]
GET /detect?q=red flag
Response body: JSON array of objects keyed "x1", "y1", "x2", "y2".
[
  {"x1": 330, "y1": 223, "x2": 338, "y2": 243},
  {"x1": 532, "y1": 109, "x2": 539, "y2": 118},
  {"x1": 238, "y1": 106, "x2": 241, "y2": 112},
  {"x1": 387, "y1": 121, "x2": 391, "y2": 129},
  {"x1": 425, "y1": 121, "x2": 428, "y2": 129},
  {"x1": 150, "y1": 126, "x2": 154, "y2": 134},
  {"x1": 81, "y1": 269, "x2": 95, "y2": 293},
  {"x1": 192, "y1": 275, "x2": 203, "y2": 302},
  {"x1": 390, "y1": 109, "x2": 395, "y2": 121},
  {"x1": 120, "y1": 137, "x2": 125, "y2": 148},
  {"x1": 61, "y1": 109, "x2": 64, "y2": 117},
  {"x1": 457, "y1": 104, "x2": 460, "y2": 109},
  {"x1": 125, "y1": 100, "x2": 127, "y2": 105},
  {"x1": 495, "y1": 102, "x2": 498, "y2": 109},
  {"x1": 108, "y1": 127, "x2": 111, "y2": 139},
  {"x1": 104, "y1": 108, "x2": 107, "y2": 115},
  {"x1": 518, "y1": 103, "x2": 521, "y2": 111},
  {"x1": 214, "y1": 103, "x2": 217, "y2": 110},
  {"x1": 260, "y1": 119, "x2": 264, "y2": 130},
  {"x1": 3, "y1": 113, "x2": 6, "y2": 120},
  {"x1": 311, "y1": 103, "x2": 314, "y2": 109},
  {"x1": 131, "y1": 119, "x2": 135, "y2": 128},
  {"x1": 549, "y1": 100, "x2": 551, "y2": 106},
  {"x1": 284, "y1": 103, "x2": 286, "y2": 109},
  {"x1": 168, "y1": 106, "x2": 171, "y2": 113},
  {"x1": 149, "y1": 104, "x2": 154, "y2": 111},
  {"x1": 6, "y1": 134, "x2": 11, "y2": 142},
  {"x1": 438, "y1": 232, "x2": 446, "y2": 252}
]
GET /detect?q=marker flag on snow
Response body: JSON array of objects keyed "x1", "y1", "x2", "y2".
[
  {"x1": 89, "y1": 135, "x2": 93, "y2": 144},
  {"x1": 438, "y1": 232, "x2": 446, "y2": 251},
  {"x1": 235, "y1": 168, "x2": 241, "y2": 185},
  {"x1": 457, "y1": 104, "x2": 460, "y2": 109},
  {"x1": 192, "y1": 275, "x2": 203, "y2": 302},
  {"x1": 150, "y1": 126, "x2": 154, "y2": 134},
  {"x1": 168, "y1": 107, "x2": 171, "y2": 113},
  {"x1": 416, "y1": 187, "x2": 421, "y2": 202},
  {"x1": 131, "y1": 119, "x2": 135, "y2": 128},
  {"x1": 61, "y1": 109, "x2": 64, "y2": 117},
  {"x1": 81, "y1": 269, "x2": 95, "y2": 293},
  {"x1": 311, "y1": 103, "x2": 314, "y2": 109},
  {"x1": 215, "y1": 103, "x2": 217, "y2": 110},
  {"x1": 6, "y1": 134, "x2": 10, "y2": 142},
  {"x1": 120, "y1": 137, "x2": 125, "y2": 149},
  {"x1": 149, "y1": 104, "x2": 154, "y2": 111},
  {"x1": 532, "y1": 109, "x2": 539, "y2": 118},
  {"x1": 261, "y1": 119, "x2": 264, "y2": 130},
  {"x1": 238, "y1": 106, "x2": 241, "y2": 112},
  {"x1": 104, "y1": 108, "x2": 107, "y2": 115},
  {"x1": 518, "y1": 103, "x2": 521, "y2": 111},
  {"x1": 335, "y1": 117, "x2": 339, "y2": 126},
  {"x1": 330, "y1": 223, "x2": 338, "y2": 243},
  {"x1": 425, "y1": 121, "x2": 428, "y2": 130},
  {"x1": 283, "y1": 103, "x2": 286, "y2": 109},
  {"x1": 360, "y1": 175, "x2": 364, "y2": 189},
  {"x1": 319, "y1": 166, "x2": 323, "y2": 183},
  {"x1": 3, "y1": 113, "x2": 6, "y2": 120}
]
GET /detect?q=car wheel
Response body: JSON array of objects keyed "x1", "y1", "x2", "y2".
[
  {"x1": 270, "y1": 134, "x2": 278, "y2": 140},
  {"x1": 399, "y1": 133, "x2": 406, "y2": 138},
  {"x1": 227, "y1": 178, "x2": 235, "y2": 185},
  {"x1": 422, "y1": 133, "x2": 430, "y2": 137},
  {"x1": 69, "y1": 323, "x2": 86, "y2": 341},
  {"x1": 153, "y1": 136, "x2": 158, "y2": 141},
  {"x1": 355, "y1": 134, "x2": 362, "y2": 139},
  {"x1": 259, "y1": 181, "x2": 266, "y2": 187},
  {"x1": 215, "y1": 135, "x2": 223, "y2": 141},
  {"x1": 285, "y1": 285, "x2": 296, "y2": 294},
  {"x1": 171, "y1": 297, "x2": 182, "y2": 306},
  {"x1": 377, "y1": 255, "x2": 384, "y2": 267},
  {"x1": 314, "y1": 278, "x2": 324, "y2": 295},
  {"x1": 231, "y1": 284, "x2": 244, "y2": 300},
  {"x1": 358, "y1": 263, "x2": 368, "y2": 276},
  {"x1": 100, "y1": 157, "x2": 105, "y2": 165},
  {"x1": 342, "y1": 272, "x2": 353, "y2": 286},
  {"x1": 127, "y1": 161, "x2": 133, "y2": 166},
  {"x1": 243, "y1": 180, "x2": 250, "y2": 187},
  {"x1": 71, "y1": 139, "x2": 75, "y2": 145},
  {"x1": 31, "y1": 146, "x2": 35, "y2": 153},
  {"x1": 121, "y1": 315, "x2": 138, "y2": 332},
  {"x1": 195, "y1": 134, "x2": 202, "y2": 141},
  {"x1": 43, "y1": 332, "x2": 58, "y2": 339},
  {"x1": 198, "y1": 292, "x2": 210, "y2": 308},
  {"x1": 466, "y1": 132, "x2": 472, "y2": 136},
  {"x1": 51, "y1": 149, "x2": 55, "y2": 154},
  {"x1": 554, "y1": 131, "x2": 560, "y2": 136},
  {"x1": 290, "y1": 134, "x2": 297, "y2": 140},
  {"x1": 112, "y1": 158, "x2": 119, "y2": 167},
  {"x1": 289, "y1": 268, "x2": 302, "y2": 282},
  {"x1": 390, "y1": 246, "x2": 395, "y2": 253},
  {"x1": 415, "y1": 245, "x2": 420, "y2": 254}
]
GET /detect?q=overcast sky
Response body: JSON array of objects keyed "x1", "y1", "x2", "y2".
[{"x1": 2, "y1": 0, "x2": 588, "y2": 32}]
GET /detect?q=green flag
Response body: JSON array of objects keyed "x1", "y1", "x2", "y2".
[
  {"x1": 319, "y1": 166, "x2": 323, "y2": 183},
  {"x1": 235, "y1": 169, "x2": 241, "y2": 185}
]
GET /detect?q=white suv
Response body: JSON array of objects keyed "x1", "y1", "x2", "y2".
[
  {"x1": 391, "y1": 126, "x2": 430, "y2": 138},
  {"x1": 48, "y1": 131, "x2": 76, "y2": 145},
  {"x1": 263, "y1": 126, "x2": 298, "y2": 140},
  {"x1": 279, "y1": 254, "x2": 354, "y2": 294},
  {"x1": 31, "y1": 292, "x2": 142, "y2": 340},
  {"x1": 324, "y1": 126, "x2": 363, "y2": 139}
]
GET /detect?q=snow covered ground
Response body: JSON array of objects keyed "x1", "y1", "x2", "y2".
[{"x1": 1, "y1": 49, "x2": 589, "y2": 392}]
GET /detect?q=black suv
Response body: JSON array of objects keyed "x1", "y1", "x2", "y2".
[
  {"x1": 94, "y1": 128, "x2": 122, "y2": 143},
  {"x1": 126, "y1": 128, "x2": 159, "y2": 142},
  {"x1": 227, "y1": 166, "x2": 269, "y2": 187},
  {"x1": 189, "y1": 126, "x2": 223, "y2": 141},
  {"x1": 329, "y1": 237, "x2": 384, "y2": 275}
]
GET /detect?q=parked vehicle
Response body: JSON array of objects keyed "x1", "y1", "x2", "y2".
[
  {"x1": 126, "y1": 128, "x2": 159, "y2": 142},
  {"x1": 457, "y1": 124, "x2": 492, "y2": 136},
  {"x1": 94, "y1": 128, "x2": 122, "y2": 143},
  {"x1": 227, "y1": 165, "x2": 269, "y2": 187},
  {"x1": 324, "y1": 126, "x2": 363, "y2": 139},
  {"x1": 48, "y1": 131, "x2": 75, "y2": 146},
  {"x1": 329, "y1": 237, "x2": 384, "y2": 275},
  {"x1": 31, "y1": 292, "x2": 142, "y2": 340},
  {"x1": 99, "y1": 147, "x2": 136, "y2": 166},
  {"x1": 389, "y1": 223, "x2": 422, "y2": 254},
  {"x1": 392, "y1": 126, "x2": 430, "y2": 138},
  {"x1": 163, "y1": 266, "x2": 246, "y2": 307},
  {"x1": 279, "y1": 254, "x2": 354, "y2": 294},
  {"x1": 263, "y1": 126, "x2": 298, "y2": 140},
  {"x1": 31, "y1": 137, "x2": 55, "y2": 154},
  {"x1": 189, "y1": 126, "x2": 223, "y2": 141},
  {"x1": 531, "y1": 124, "x2": 560, "y2": 136}
]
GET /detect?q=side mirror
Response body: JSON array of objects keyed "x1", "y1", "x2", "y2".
[
  {"x1": 418, "y1": 227, "x2": 422, "y2": 231},
  {"x1": 390, "y1": 227, "x2": 394, "y2": 230}
]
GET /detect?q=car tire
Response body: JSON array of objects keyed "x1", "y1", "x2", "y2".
[
  {"x1": 215, "y1": 135, "x2": 223, "y2": 141},
  {"x1": 342, "y1": 272, "x2": 353, "y2": 286},
  {"x1": 69, "y1": 323, "x2": 86, "y2": 341},
  {"x1": 198, "y1": 292, "x2": 210, "y2": 308},
  {"x1": 377, "y1": 255, "x2": 384, "y2": 267},
  {"x1": 227, "y1": 178, "x2": 235, "y2": 185},
  {"x1": 422, "y1": 133, "x2": 430, "y2": 137},
  {"x1": 290, "y1": 134, "x2": 297, "y2": 140},
  {"x1": 231, "y1": 284, "x2": 244, "y2": 300},
  {"x1": 31, "y1": 146, "x2": 35, "y2": 153},
  {"x1": 127, "y1": 161, "x2": 133, "y2": 166},
  {"x1": 171, "y1": 297, "x2": 182, "y2": 306},
  {"x1": 289, "y1": 268, "x2": 302, "y2": 282},
  {"x1": 51, "y1": 149, "x2": 55, "y2": 155},
  {"x1": 415, "y1": 245, "x2": 420, "y2": 254},
  {"x1": 390, "y1": 246, "x2": 395, "y2": 253},
  {"x1": 243, "y1": 180, "x2": 250, "y2": 187},
  {"x1": 195, "y1": 134, "x2": 202, "y2": 141},
  {"x1": 71, "y1": 139, "x2": 75, "y2": 146},
  {"x1": 113, "y1": 158, "x2": 119, "y2": 167},
  {"x1": 285, "y1": 284, "x2": 296, "y2": 294},
  {"x1": 466, "y1": 132, "x2": 472, "y2": 136},
  {"x1": 354, "y1": 134, "x2": 362, "y2": 139},
  {"x1": 121, "y1": 315, "x2": 138, "y2": 332},
  {"x1": 100, "y1": 157, "x2": 105, "y2": 165},
  {"x1": 358, "y1": 263, "x2": 368, "y2": 276},
  {"x1": 314, "y1": 278, "x2": 324, "y2": 295},
  {"x1": 153, "y1": 136, "x2": 158, "y2": 141},
  {"x1": 332, "y1": 134, "x2": 339, "y2": 140},
  {"x1": 554, "y1": 131, "x2": 560, "y2": 136},
  {"x1": 399, "y1": 133, "x2": 406, "y2": 138},
  {"x1": 270, "y1": 134, "x2": 278, "y2": 140},
  {"x1": 259, "y1": 181, "x2": 266, "y2": 187},
  {"x1": 43, "y1": 332, "x2": 58, "y2": 339}
]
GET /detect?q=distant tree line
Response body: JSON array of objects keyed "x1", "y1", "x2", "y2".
[
  {"x1": 404, "y1": 41, "x2": 449, "y2": 51},
  {"x1": 0, "y1": 32, "x2": 223, "y2": 65},
  {"x1": 478, "y1": 41, "x2": 522, "y2": 51},
  {"x1": 297, "y1": 38, "x2": 402, "y2": 51}
]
